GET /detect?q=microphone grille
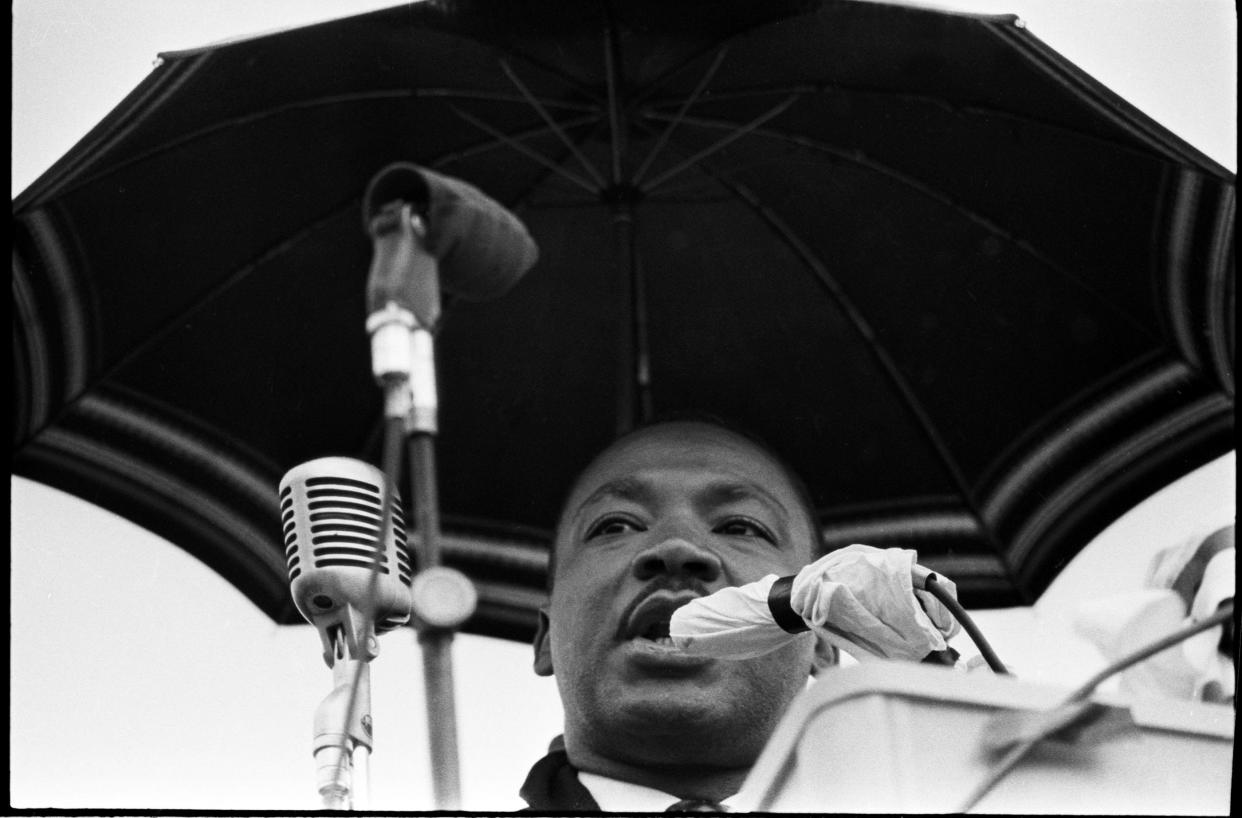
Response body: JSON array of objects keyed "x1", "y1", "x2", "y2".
[
  {"x1": 279, "y1": 457, "x2": 414, "y2": 633},
  {"x1": 280, "y1": 476, "x2": 411, "y2": 582}
]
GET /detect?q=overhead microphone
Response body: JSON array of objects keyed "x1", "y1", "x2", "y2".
[
  {"x1": 280, "y1": 456, "x2": 414, "y2": 666},
  {"x1": 363, "y1": 162, "x2": 539, "y2": 324},
  {"x1": 362, "y1": 163, "x2": 539, "y2": 434}
]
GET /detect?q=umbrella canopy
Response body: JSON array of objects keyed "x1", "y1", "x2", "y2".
[{"x1": 12, "y1": 0, "x2": 1234, "y2": 642}]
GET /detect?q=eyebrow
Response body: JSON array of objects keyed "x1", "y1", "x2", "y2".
[
  {"x1": 571, "y1": 476, "x2": 793, "y2": 520},
  {"x1": 697, "y1": 480, "x2": 792, "y2": 519},
  {"x1": 572, "y1": 477, "x2": 652, "y2": 516}
]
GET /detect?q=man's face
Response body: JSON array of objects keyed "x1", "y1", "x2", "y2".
[{"x1": 537, "y1": 422, "x2": 817, "y2": 767}]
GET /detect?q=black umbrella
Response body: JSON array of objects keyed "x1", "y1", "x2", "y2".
[{"x1": 12, "y1": 0, "x2": 1234, "y2": 644}]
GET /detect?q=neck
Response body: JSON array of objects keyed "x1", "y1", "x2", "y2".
[{"x1": 564, "y1": 732, "x2": 750, "y2": 802}]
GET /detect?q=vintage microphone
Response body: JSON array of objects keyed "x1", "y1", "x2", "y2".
[
  {"x1": 362, "y1": 163, "x2": 538, "y2": 809},
  {"x1": 280, "y1": 456, "x2": 413, "y2": 809}
]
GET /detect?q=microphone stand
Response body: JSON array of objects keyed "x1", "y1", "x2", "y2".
[
  {"x1": 367, "y1": 203, "x2": 477, "y2": 810},
  {"x1": 408, "y1": 433, "x2": 465, "y2": 809},
  {"x1": 313, "y1": 629, "x2": 374, "y2": 809}
]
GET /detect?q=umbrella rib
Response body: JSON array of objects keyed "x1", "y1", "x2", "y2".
[
  {"x1": 461, "y1": 40, "x2": 610, "y2": 107},
  {"x1": 645, "y1": 83, "x2": 1225, "y2": 178},
  {"x1": 979, "y1": 353, "x2": 1199, "y2": 526},
  {"x1": 462, "y1": 120, "x2": 613, "y2": 216},
  {"x1": 507, "y1": 143, "x2": 609, "y2": 213},
  {"x1": 17, "y1": 51, "x2": 213, "y2": 207},
  {"x1": 12, "y1": 251, "x2": 52, "y2": 441},
  {"x1": 625, "y1": 9, "x2": 805, "y2": 111},
  {"x1": 984, "y1": 20, "x2": 1230, "y2": 176},
  {"x1": 29, "y1": 88, "x2": 596, "y2": 201},
  {"x1": 631, "y1": 45, "x2": 730, "y2": 188},
  {"x1": 498, "y1": 59, "x2": 608, "y2": 188},
  {"x1": 43, "y1": 112, "x2": 602, "y2": 438},
  {"x1": 50, "y1": 200, "x2": 358, "y2": 416},
  {"x1": 741, "y1": 181, "x2": 986, "y2": 524},
  {"x1": 635, "y1": 125, "x2": 998, "y2": 558},
  {"x1": 448, "y1": 105, "x2": 600, "y2": 195},
  {"x1": 20, "y1": 209, "x2": 91, "y2": 404},
  {"x1": 638, "y1": 96, "x2": 799, "y2": 195},
  {"x1": 643, "y1": 109, "x2": 1154, "y2": 334},
  {"x1": 1204, "y1": 187, "x2": 1236, "y2": 398},
  {"x1": 1164, "y1": 173, "x2": 1207, "y2": 374},
  {"x1": 428, "y1": 113, "x2": 603, "y2": 170}
]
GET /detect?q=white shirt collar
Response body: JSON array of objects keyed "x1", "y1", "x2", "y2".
[{"x1": 578, "y1": 771, "x2": 735, "y2": 812}]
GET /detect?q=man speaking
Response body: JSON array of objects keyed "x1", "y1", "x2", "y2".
[{"x1": 520, "y1": 419, "x2": 848, "y2": 811}]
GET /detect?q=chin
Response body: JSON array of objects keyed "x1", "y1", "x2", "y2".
[
  {"x1": 619, "y1": 686, "x2": 727, "y2": 726},
  {"x1": 616, "y1": 676, "x2": 773, "y2": 738},
  {"x1": 613, "y1": 694, "x2": 770, "y2": 767}
]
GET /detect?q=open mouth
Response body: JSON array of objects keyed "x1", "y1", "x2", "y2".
[
  {"x1": 641, "y1": 621, "x2": 672, "y2": 641},
  {"x1": 622, "y1": 591, "x2": 700, "y2": 644}
]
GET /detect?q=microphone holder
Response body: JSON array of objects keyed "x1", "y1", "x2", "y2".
[
  {"x1": 367, "y1": 203, "x2": 478, "y2": 810},
  {"x1": 313, "y1": 630, "x2": 374, "y2": 809}
]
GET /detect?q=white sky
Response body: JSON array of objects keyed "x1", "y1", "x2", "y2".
[{"x1": 9, "y1": 0, "x2": 1237, "y2": 810}]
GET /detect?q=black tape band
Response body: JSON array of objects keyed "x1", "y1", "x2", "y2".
[
  {"x1": 767, "y1": 575, "x2": 809, "y2": 634},
  {"x1": 922, "y1": 646, "x2": 960, "y2": 666}
]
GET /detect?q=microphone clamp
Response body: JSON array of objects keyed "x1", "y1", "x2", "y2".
[
  {"x1": 366, "y1": 205, "x2": 441, "y2": 329},
  {"x1": 365, "y1": 206, "x2": 440, "y2": 434},
  {"x1": 366, "y1": 301, "x2": 438, "y2": 433}
]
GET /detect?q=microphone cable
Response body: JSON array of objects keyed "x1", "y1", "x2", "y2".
[
  {"x1": 331, "y1": 413, "x2": 407, "y2": 806},
  {"x1": 954, "y1": 601, "x2": 1235, "y2": 813},
  {"x1": 923, "y1": 574, "x2": 1009, "y2": 674}
]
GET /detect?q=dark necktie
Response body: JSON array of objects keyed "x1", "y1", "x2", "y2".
[
  {"x1": 665, "y1": 798, "x2": 729, "y2": 812},
  {"x1": 518, "y1": 737, "x2": 600, "y2": 811}
]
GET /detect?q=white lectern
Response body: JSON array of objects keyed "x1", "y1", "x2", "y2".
[{"x1": 733, "y1": 662, "x2": 1234, "y2": 814}]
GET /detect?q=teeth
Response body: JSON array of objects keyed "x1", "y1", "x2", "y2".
[{"x1": 643, "y1": 623, "x2": 672, "y2": 640}]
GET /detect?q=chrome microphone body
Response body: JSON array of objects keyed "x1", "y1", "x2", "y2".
[
  {"x1": 281, "y1": 456, "x2": 413, "y2": 809},
  {"x1": 280, "y1": 456, "x2": 414, "y2": 666}
]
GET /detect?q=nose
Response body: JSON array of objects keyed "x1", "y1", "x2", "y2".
[{"x1": 632, "y1": 536, "x2": 722, "y2": 583}]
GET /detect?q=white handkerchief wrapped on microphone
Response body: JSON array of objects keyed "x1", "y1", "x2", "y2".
[
  {"x1": 669, "y1": 574, "x2": 804, "y2": 660},
  {"x1": 670, "y1": 544, "x2": 961, "y2": 662}
]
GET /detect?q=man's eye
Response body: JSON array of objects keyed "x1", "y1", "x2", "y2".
[
  {"x1": 585, "y1": 515, "x2": 643, "y2": 539},
  {"x1": 716, "y1": 517, "x2": 775, "y2": 542}
]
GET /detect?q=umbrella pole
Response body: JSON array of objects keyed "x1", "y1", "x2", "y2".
[{"x1": 611, "y1": 197, "x2": 653, "y2": 433}]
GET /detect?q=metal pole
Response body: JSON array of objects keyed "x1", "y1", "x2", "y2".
[
  {"x1": 408, "y1": 431, "x2": 463, "y2": 809},
  {"x1": 366, "y1": 178, "x2": 472, "y2": 809},
  {"x1": 410, "y1": 433, "x2": 442, "y2": 568},
  {"x1": 419, "y1": 628, "x2": 462, "y2": 808}
]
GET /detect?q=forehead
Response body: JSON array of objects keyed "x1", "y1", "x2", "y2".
[{"x1": 563, "y1": 423, "x2": 801, "y2": 517}]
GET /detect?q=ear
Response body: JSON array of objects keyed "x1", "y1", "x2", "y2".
[
  {"x1": 532, "y1": 606, "x2": 554, "y2": 676},
  {"x1": 809, "y1": 631, "x2": 838, "y2": 677}
]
